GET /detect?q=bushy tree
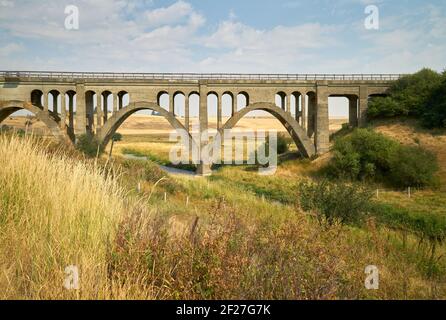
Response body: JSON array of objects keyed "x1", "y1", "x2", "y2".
[
  {"x1": 367, "y1": 68, "x2": 445, "y2": 128},
  {"x1": 421, "y1": 73, "x2": 446, "y2": 128}
]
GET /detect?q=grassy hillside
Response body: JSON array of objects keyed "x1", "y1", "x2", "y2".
[{"x1": 1, "y1": 129, "x2": 445, "y2": 299}]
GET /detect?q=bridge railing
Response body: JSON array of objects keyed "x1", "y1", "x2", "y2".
[{"x1": 0, "y1": 71, "x2": 404, "y2": 81}]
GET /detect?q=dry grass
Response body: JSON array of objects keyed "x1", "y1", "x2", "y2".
[
  {"x1": 0, "y1": 134, "x2": 138, "y2": 299},
  {"x1": 1, "y1": 122, "x2": 445, "y2": 299}
]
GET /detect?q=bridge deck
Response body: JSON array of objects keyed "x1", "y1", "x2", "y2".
[{"x1": 1, "y1": 71, "x2": 404, "y2": 81}]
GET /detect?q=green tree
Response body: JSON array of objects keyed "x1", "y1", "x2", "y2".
[
  {"x1": 367, "y1": 68, "x2": 443, "y2": 124},
  {"x1": 421, "y1": 72, "x2": 446, "y2": 128}
]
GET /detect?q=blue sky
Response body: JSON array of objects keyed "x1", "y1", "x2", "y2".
[
  {"x1": 1, "y1": 0, "x2": 445, "y2": 117},
  {"x1": 1, "y1": 0, "x2": 445, "y2": 74}
]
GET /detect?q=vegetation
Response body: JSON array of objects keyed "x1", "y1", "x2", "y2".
[
  {"x1": 108, "y1": 132, "x2": 123, "y2": 158},
  {"x1": 1, "y1": 120, "x2": 446, "y2": 299},
  {"x1": 326, "y1": 128, "x2": 439, "y2": 188},
  {"x1": 297, "y1": 180, "x2": 372, "y2": 226},
  {"x1": 368, "y1": 68, "x2": 446, "y2": 128},
  {"x1": 76, "y1": 133, "x2": 103, "y2": 157},
  {"x1": 276, "y1": 132, "x2": 291, "y2": 155}
]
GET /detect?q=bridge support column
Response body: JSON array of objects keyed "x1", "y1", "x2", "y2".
[
  {"x1": 358, "y1": 85, "x2": 368, "y2": 127},
  {"x1": 96, "y1": 93, "x2": 103, "y2": 128},
  {"x1": 286, "y1": 94, "x2": 291, "y2": 114},
  {"x1": 231, "y1": 94, "x2": 236, "y2": 116},
  {"x1": 60, "y1": 93, "x2": 66, "y2": 129},
  {"x1": 301, "y1": 93, "x2": 306, "y2": 130},
  {"x1": 348, "y1": 96, "x2": 358, "y2": 127},
  {"x1": 169, "y1": 92, "x2": 174, "y2": 115},
  {"x1": 185, "y1": 95, "x2": 190, "y2": 132},
  {"x1": 113, "y1": 93, "x2": 118, "y2": 114},
  {"x1": 197, "y1": 83, "x2": 212, "y2": 176},
  {"x1": 315, "y1": 83, "x2": 329, "y2": 155},
  {"x1": 217, "y1": 94, "x2": 222, "y2": 130},
  {"x1": 43, "y1": 91, "x2": 48, "y2": 113},
  {"x1": 75, "y1": 83, "x2": 87, "y2": 137}
]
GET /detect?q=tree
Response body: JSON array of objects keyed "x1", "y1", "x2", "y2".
[{"x1": 367, "y1": 68, "x2": 444, "y2": 124}]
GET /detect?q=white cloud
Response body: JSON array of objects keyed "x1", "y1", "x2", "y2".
[
  {"x1": 144, "y1": 0, "x2": 193, "y2": 28},
  {"x1": 0, "y1": 43, "x2": 23, "y2": 56},
  {"x1": 0, "y1": 0, "x2": 444, "y2": 74}
]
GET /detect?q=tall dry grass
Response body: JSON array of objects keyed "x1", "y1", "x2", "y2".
[
  {"x1": 1, "y1": 133, "x2": 445, "y2": 299},
  {"x1": 0, "y1": 134, "x2": 140, "y2": 299}
]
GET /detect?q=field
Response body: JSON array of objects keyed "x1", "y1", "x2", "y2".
[{"x1": 1, "y1": 114, "x2": 445, "y2": 299}]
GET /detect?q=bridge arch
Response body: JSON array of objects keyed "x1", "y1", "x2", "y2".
[
  {"x1": 173, "y1": 91, "x2": 185, "y2": 117},
  {"x1": 97, "y1": 101, "x2": 197, "y2": 149},
  {"x1": 31, "y1": 90, "x2": 44, "y2": 108},
  {"x1": 237, "y1": 92, "x2": 249, "y2": 111},
  {"x1": 0, "y1": 100, "x2": 69, "y2": 142},
  {"x1": 117, "y1": 91, "x2": 129, "y2": 110},
  {"x1": 220, "y1": 102, "x2": 316, "y2": 158},
  {"x1": 275, "y1": 91, "x2": 287, "y2": 110}
]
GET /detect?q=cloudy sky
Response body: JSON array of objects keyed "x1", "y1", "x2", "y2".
[{"x1": 1, "y1": 0, "x2": 445, "y2": 74}]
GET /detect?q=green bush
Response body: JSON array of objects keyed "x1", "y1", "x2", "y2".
[
  {"x1": 387, "y1": 146, "x2": 439, "y2": 188},
  {"x1": 76, "y1": 134, "x2": 103, "y2": 157},
  {"x1": 327, "y1": 129, "x2": 438, "y2": 188},
  {"x1": 367, "y1": 68, "x2": 446, "y2": 129},
  {"x1": 297, "y1": 180, "x2": 372, "y2": 226},
  {"x1": 368, "y1": 96, "x2": 408, "y2": 118},
  {"x1": 421, "y1": 74, "x2": 446, "y2": 128}
]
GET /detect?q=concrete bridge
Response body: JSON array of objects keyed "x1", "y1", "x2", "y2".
[{"x1": 0, "y1": 71, "x2": 399, "y2": 174}]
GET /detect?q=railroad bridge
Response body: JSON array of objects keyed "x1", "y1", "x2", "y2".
[{"x1": 0, "y1": 71, "x2": 398, "y2": 174}]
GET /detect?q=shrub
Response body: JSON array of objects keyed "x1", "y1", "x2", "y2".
[
  {"x1": 368, "y1": 96, "x2": 408, "y2": 118},
  {"x1": 367, "y1": 68, "x2": 446, "y2": 129},
  {"x1": 327, "y1": 129, "x2": 397, "y2": 181},
  {"x1": 76, "y1": 133, "x2": 103, "y2": 157},
  {"x1": 388, "y1": 145, "x2": 439, "y2": 188},
  {"x1": 297, "y1": 180, "x2": 372, "y2": 226},
  {"x1": 327, "y1": 129, "x2": 438, "y2": 188},
  {"x1": 421, "y1": 74, "x2": 446, "y2": 128}
]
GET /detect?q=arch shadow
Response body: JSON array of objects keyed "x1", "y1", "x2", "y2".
[{"x1": 220, "y1": 102, "x2": 316, "y2": 158}]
